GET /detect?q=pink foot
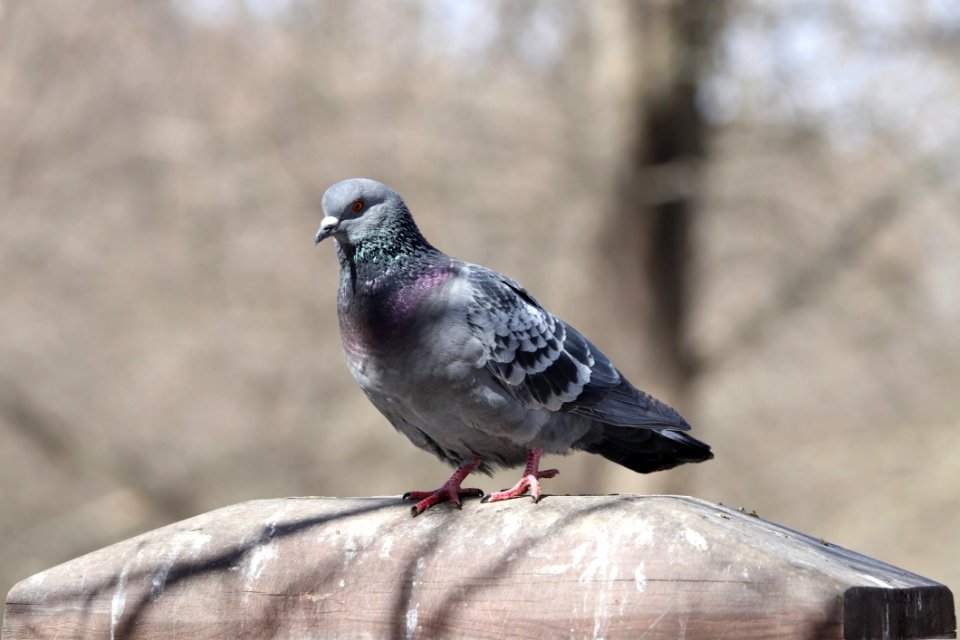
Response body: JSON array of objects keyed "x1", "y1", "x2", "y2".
[
  {"x1": 403, "y1": 458, "x2": 484, "y2": 516},
  {"x1": 482, "y1": 448, "x2": 558, "y2": 504}
]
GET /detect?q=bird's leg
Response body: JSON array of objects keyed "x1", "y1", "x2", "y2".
[
  {"x1": 482, "y1": 448, "x2": 559, "y2": 504},
  {"x1": 403, "y1": 458, "x2": 484, "y2": 516}
]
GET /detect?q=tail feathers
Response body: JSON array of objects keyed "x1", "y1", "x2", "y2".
[{"x1": 579, "y1": 424, "x2": 713, "y2": 474}]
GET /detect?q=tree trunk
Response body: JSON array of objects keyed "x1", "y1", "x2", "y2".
[{"x1": 594, "y1": 0, "x2": 723, "y2": 494}]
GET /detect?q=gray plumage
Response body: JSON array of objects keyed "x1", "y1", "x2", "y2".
[{"x1": 315, "y1": 178, "x2": 712, "y2": 499}]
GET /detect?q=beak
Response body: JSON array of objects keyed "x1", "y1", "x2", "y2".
[{"x1": 315, "y1": 216, "x2": 340, "y2": 244}]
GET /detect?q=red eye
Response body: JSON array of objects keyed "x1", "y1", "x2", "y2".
[{"x1": 351, "y1": 199, "x2": 364, "y2": 212}]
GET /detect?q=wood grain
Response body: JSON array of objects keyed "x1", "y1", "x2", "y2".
[{"x1": 2, "y1": 495, "x2": 954, "y2": 639}]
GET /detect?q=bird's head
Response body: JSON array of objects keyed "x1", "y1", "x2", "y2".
[{"x1": 315, "y1": 178, "x2": 408, "y2": 247}]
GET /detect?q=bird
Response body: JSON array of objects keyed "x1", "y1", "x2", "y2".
[{"x1": 315, "y1": 178, "x2": 713, "y2": 516}]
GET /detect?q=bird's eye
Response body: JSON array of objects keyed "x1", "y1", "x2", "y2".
[{"x1": 351, "y1": 199, "x2": 364, "y2": 213}]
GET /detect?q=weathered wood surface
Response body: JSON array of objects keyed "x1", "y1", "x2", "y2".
[{"x1": 2, "y1": 495, "x2": 955, "y2": 639}]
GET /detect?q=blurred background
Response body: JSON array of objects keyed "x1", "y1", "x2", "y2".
[{"x1": 2, "y1": 0, "x2": 959, "y2": 602}]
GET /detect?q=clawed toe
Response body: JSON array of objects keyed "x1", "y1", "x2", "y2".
[
  {"x1": 406, "y1": 487, "x2": 483, "y2": 516},
  {"x1": 482, "y1": 475, "x2": 541, "y2": 504},
  {"x1": 482, "y1": 450, "x2": 558, "y2": 504},
  {"x1": 402, "y1": 461, "x2": 485, "y2": 516}
]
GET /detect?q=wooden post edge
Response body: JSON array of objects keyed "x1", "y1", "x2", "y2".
[{"x1": 2, "y1": 495, "x2": 955, "y2": 639}]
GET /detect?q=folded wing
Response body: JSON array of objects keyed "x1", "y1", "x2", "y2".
[{"x1": 464, "y1": 267, "x2": 690, "y2": 431}]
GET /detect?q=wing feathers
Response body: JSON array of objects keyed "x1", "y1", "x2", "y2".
[{"x1": 465, "y1": 266, "x2": 688, "y2": 429}]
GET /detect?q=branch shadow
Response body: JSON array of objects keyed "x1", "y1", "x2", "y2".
[{"x1": 17, "y1": 498, "x2": 404, "y2": 638}]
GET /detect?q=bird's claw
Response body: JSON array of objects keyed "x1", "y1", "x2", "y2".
[
  {"x1": 482, "y1": 468, "x2": 559, "y2": 504},
  {"x1": 404, "y1": 486, "x2": 484, "y2": 517}
]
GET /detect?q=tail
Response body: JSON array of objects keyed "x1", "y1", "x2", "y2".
[{"x1": 579, "y1": 425, "x2": 713, "y2": 474}]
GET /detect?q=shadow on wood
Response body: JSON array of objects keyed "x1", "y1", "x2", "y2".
[{"x1": 2, "y1": 495, "x2": 955, "y2": 639}]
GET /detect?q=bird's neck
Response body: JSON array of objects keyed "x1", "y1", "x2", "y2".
[
  {"x1": 336, "y1": 237, "x2": 441, "y2": 295},
  {"x1": 335, "y1": 223, "x2": 452, "y2": 350},
  {"x1": 335, "y1": 211, "x2": 438, "y2": 278}
]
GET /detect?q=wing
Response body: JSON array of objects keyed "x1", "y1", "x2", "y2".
[{"x1": 464, "y1": 266, "x2": 689, "y2": 430}]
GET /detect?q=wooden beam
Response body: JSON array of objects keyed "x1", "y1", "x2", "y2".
[{"x1": 2, "y1": 495, "x2": 955, "y2": 639}]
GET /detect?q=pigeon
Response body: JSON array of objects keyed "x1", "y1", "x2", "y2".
[{"x1": 315, "y1": 178, "x2": 712, "y2": 516}]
